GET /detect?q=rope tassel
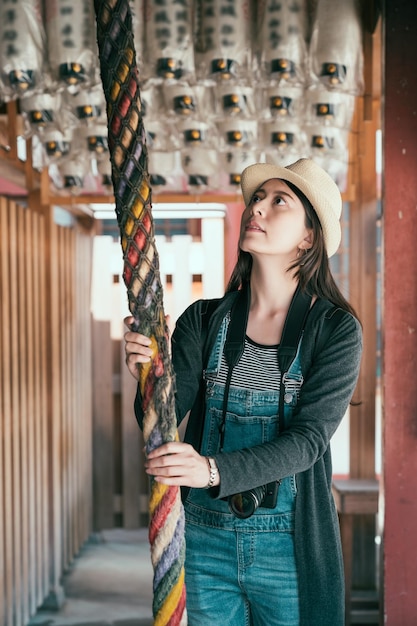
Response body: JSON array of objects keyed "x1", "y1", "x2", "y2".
[{"x1": 94, "y1": 1, "x2": 186, "y2": 623}]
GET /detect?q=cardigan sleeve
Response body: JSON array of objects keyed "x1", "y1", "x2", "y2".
[
  {"x1": 134, "y1": 292, "x2": 236, "y2": 429},
  {"x1": 170, "y1": 301, "x2": 206, "y2": 424},
  {"x1": 212, "y1": 307, "x2": 363, "y2": 499}
]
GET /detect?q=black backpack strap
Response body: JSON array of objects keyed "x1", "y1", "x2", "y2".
[
  {"x1": 314, "y1": 306, "x2": 345, "y2": 357},
  {"x1": 277, "y1": 285, "x2": 312, "y2": 374},
  {"x1": 277, "y1": 285, "x2": 312, "y2": 432},
  {"x1": 223, "y1": 283, "x2": 250, "y2": 369},
  {"x1": 200, "y1": 285, "x2": 250, "y2": 372}
]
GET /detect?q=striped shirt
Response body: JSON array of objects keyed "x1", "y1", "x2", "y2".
[{"x1": 206, "y1": 336, "x2": 281, "y2": 392}]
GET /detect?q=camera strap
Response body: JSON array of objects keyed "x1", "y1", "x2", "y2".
[{"x1": 219, "y1": 283, "x2": 312, "y2": 446}]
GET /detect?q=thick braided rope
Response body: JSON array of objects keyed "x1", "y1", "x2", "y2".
[{"x1": 94, "y1": 2, "x2": 186, "y2": 624}]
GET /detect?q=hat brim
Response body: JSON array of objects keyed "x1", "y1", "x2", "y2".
[{"x1": 240, "y1": 161, "x2": 342, "y2": 258}]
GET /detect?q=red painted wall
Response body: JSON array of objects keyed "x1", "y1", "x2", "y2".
[{"x1": 383, "y1": 1, "x2": 417, "y2": 623}]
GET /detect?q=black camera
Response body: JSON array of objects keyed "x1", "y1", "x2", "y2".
[{"x1": 227, "y1": 481, "x2": 280, "y2": 519}]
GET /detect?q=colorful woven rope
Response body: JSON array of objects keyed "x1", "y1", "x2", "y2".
[{"x1": 94, "y1": 2, "x2": 186, "y2": 624}]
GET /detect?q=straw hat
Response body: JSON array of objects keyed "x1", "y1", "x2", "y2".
[{"x1": 240, "y1": 158, "x2": 342, "y2": 257}]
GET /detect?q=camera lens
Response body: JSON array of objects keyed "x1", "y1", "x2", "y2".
[{"x1": 228, "y1": 486, "x2": 266, "y2": 519}]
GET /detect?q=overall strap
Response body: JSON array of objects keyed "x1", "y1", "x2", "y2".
[
  {"x1": 200, "y1": 297, "x2": 222, "y2": 367},
  {"x1": 198, "y1": 286, "x2": 343, "y2": 452},
  {"x1": 219, "y1": 284, "x2": 250, "y2": 450},
  {"x1": 220, "y1": 283, "x2": 312, "y2": 443}
]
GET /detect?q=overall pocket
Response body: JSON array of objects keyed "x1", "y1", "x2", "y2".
[{"x1": 204, "y1": 406, "x2": 279, "y2": 455}]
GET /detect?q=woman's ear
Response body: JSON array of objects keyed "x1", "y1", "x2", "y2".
[{"x1": 299, "y1": 230, "x2": 313, "y2": 251}]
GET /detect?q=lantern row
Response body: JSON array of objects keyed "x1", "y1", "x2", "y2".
[{"x1": 0, "y1": 0, "x2": 364, "y2": 195}]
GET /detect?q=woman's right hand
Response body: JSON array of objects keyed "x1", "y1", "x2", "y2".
[{"x1": 123, "y1": 315, "x2": 153, "y2": 381}]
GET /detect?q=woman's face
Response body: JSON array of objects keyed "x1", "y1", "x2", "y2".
[{"x1": 239, "y1": 178, "x2": 313, "y2": 259}]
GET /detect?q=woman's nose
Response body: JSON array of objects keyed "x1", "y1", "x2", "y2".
[{"x1": 250, "y1": 202, "x2": 263, "y2": 216}]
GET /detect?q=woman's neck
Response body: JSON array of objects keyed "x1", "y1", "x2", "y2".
[
  {"x1": 246, "y1": 264, "x2": 299, "y2": 345},
  {"x1": 249, "y1": 262, "x2": 298, "y2": 313}
]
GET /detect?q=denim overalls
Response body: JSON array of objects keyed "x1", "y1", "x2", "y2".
[{"x1": 184, "y1": 314, "x2": 304, "y2": 626}]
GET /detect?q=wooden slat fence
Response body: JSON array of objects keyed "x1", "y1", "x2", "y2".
[
  {"x1": 91, "y1": 209, "x2": 226, "y2": 530},
  {"x1": 0, "y1": 196, "x2": 94, "y2": 626}
]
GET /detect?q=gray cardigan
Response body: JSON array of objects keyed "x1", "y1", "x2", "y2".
[{"x1": 134, "y1": 291, "x2": 363, "y2": 625}]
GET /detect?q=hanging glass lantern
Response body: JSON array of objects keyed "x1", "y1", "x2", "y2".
[
  {"x1": 217, "y1": 85, "x2": 255, "y2": 118},
  {"x1": 219, "y1": 148, "x2": 258, "y2": 191},
  {"x1": 83, "y1": 124, "x2": 109, "y2": 155},
  {"x1": 59, "y1": 158, "x2": 86, "y2": 193},
  {"x1": 179, "y1": 118, "x2": 218, "y2": 150},
  {"x1": 145, "y1": 119, "x2": 183, "y2": 192},
  {"x1": 197, "y1": 0, "x2": 253, "y2": 82},
  {"x1": 97, "y1": 158, "x2": 113, "y2": 191},
  {"x1": 163, "y1": 82, "x2": 198, "y2": 116},
  {"x1": 262, "y1": 118, "x2": 307, "y2": 165},
  {"x1": 44, "y1": 0, "x2": 97, "y2": 88},
  {"x1": 181, "y1": 146, "x2": 218, "y2": 191},
  {"x1": 0, "y1": 0, "x2": 44, "y2": 98},
  {"x1": 218, "y1": 119, "x2": 258, "y2": 150},
  {"x1": 305, "y1": 87, "x2": 356, "y2": 128},
  {"x1": 255, "y1": 0, "x2": 309, "y2": 84},
  {"x1": 20, "y1": 93, "x2": 61, "y2": 134},
  {"x1": 144, "y1": 0, "x2": 195, "y2": 81},
  {"x1": 130, "y1": 0, "x2": 145, "y2": 69},
  {"x1": 265, "y1": 85, "x2": 305, "y2": 119},
  {"x1": 42, "y1": 128, "x2": 73, "y2": 162},
  {"x1": 309, "y1": 0, "x2": 364, "y2": 94}
]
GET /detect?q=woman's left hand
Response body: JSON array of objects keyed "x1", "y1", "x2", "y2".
[{"x1": 144, "y1": 442, "x2": 214, "y2": 488}]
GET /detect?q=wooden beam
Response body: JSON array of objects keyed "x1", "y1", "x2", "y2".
[
  {"x1": 46, "y1": 192, "x2": 243, "y2": 206},
  {"x1": 0, "y1": 115, "x2": 41, "y2": 194},
  {"x1": 363, "y1": 17, "x2": 382, "y2": 121},
  {"x1": 0, "y1": 156, "x2": 28, "y2": 193},
  {"x1": 360, "y1": 0, "x2": 381, "y2": 34},
  {"x1": 24, "y1": 137, "x2": 34, "y2": 191},
  {"x1": 44, "y1": 189, "x2": 356, "y2": 209},
  {"x1": 6, "y1": 101, "x2": 19, "y2": 160}
]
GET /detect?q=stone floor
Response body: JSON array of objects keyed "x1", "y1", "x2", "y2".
[
  {"x1": 28, "y1": 529, "x2": 154, "y2": 626},
  {"x1": 26, "y1": 526, "x2": 380, "y2": 626}
]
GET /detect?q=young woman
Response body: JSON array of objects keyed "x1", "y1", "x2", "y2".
[{"x1": 124, "y1": 158, "x2": 363, "y2": 626}]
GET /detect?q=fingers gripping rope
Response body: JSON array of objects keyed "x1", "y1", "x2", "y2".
[{"x1": 94, "y1": 1, "x2": 186, "y2": 623}]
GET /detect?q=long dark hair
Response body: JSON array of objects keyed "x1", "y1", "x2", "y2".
[{"x1": 226, "y1": 180, "x2": 359, "y2": 320}]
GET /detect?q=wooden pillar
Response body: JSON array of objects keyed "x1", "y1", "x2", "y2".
[
  {"x1": 41, "y1": 196, "x2": 65, "y2": 609},
  {"x1": 383, "y1": 1, "x2": 417, "y2": 623},
  {"x1": 91, "y1": 237, "x2": 115, "y2": 531},
  {"x1": 343, "y1": 17, "x2": 382, "y2": 614},
  {"x1": 349, "y1": 95, "x2": 378, "y2": 482}
]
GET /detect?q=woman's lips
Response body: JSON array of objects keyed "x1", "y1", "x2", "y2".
[{"x1": 245, "y1": 220, "x2": 265, "y2": 232}]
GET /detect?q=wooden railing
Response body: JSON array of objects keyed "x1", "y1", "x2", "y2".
[{"x1": 0, "y1": 196, "x2": 94, "y2": 626}]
